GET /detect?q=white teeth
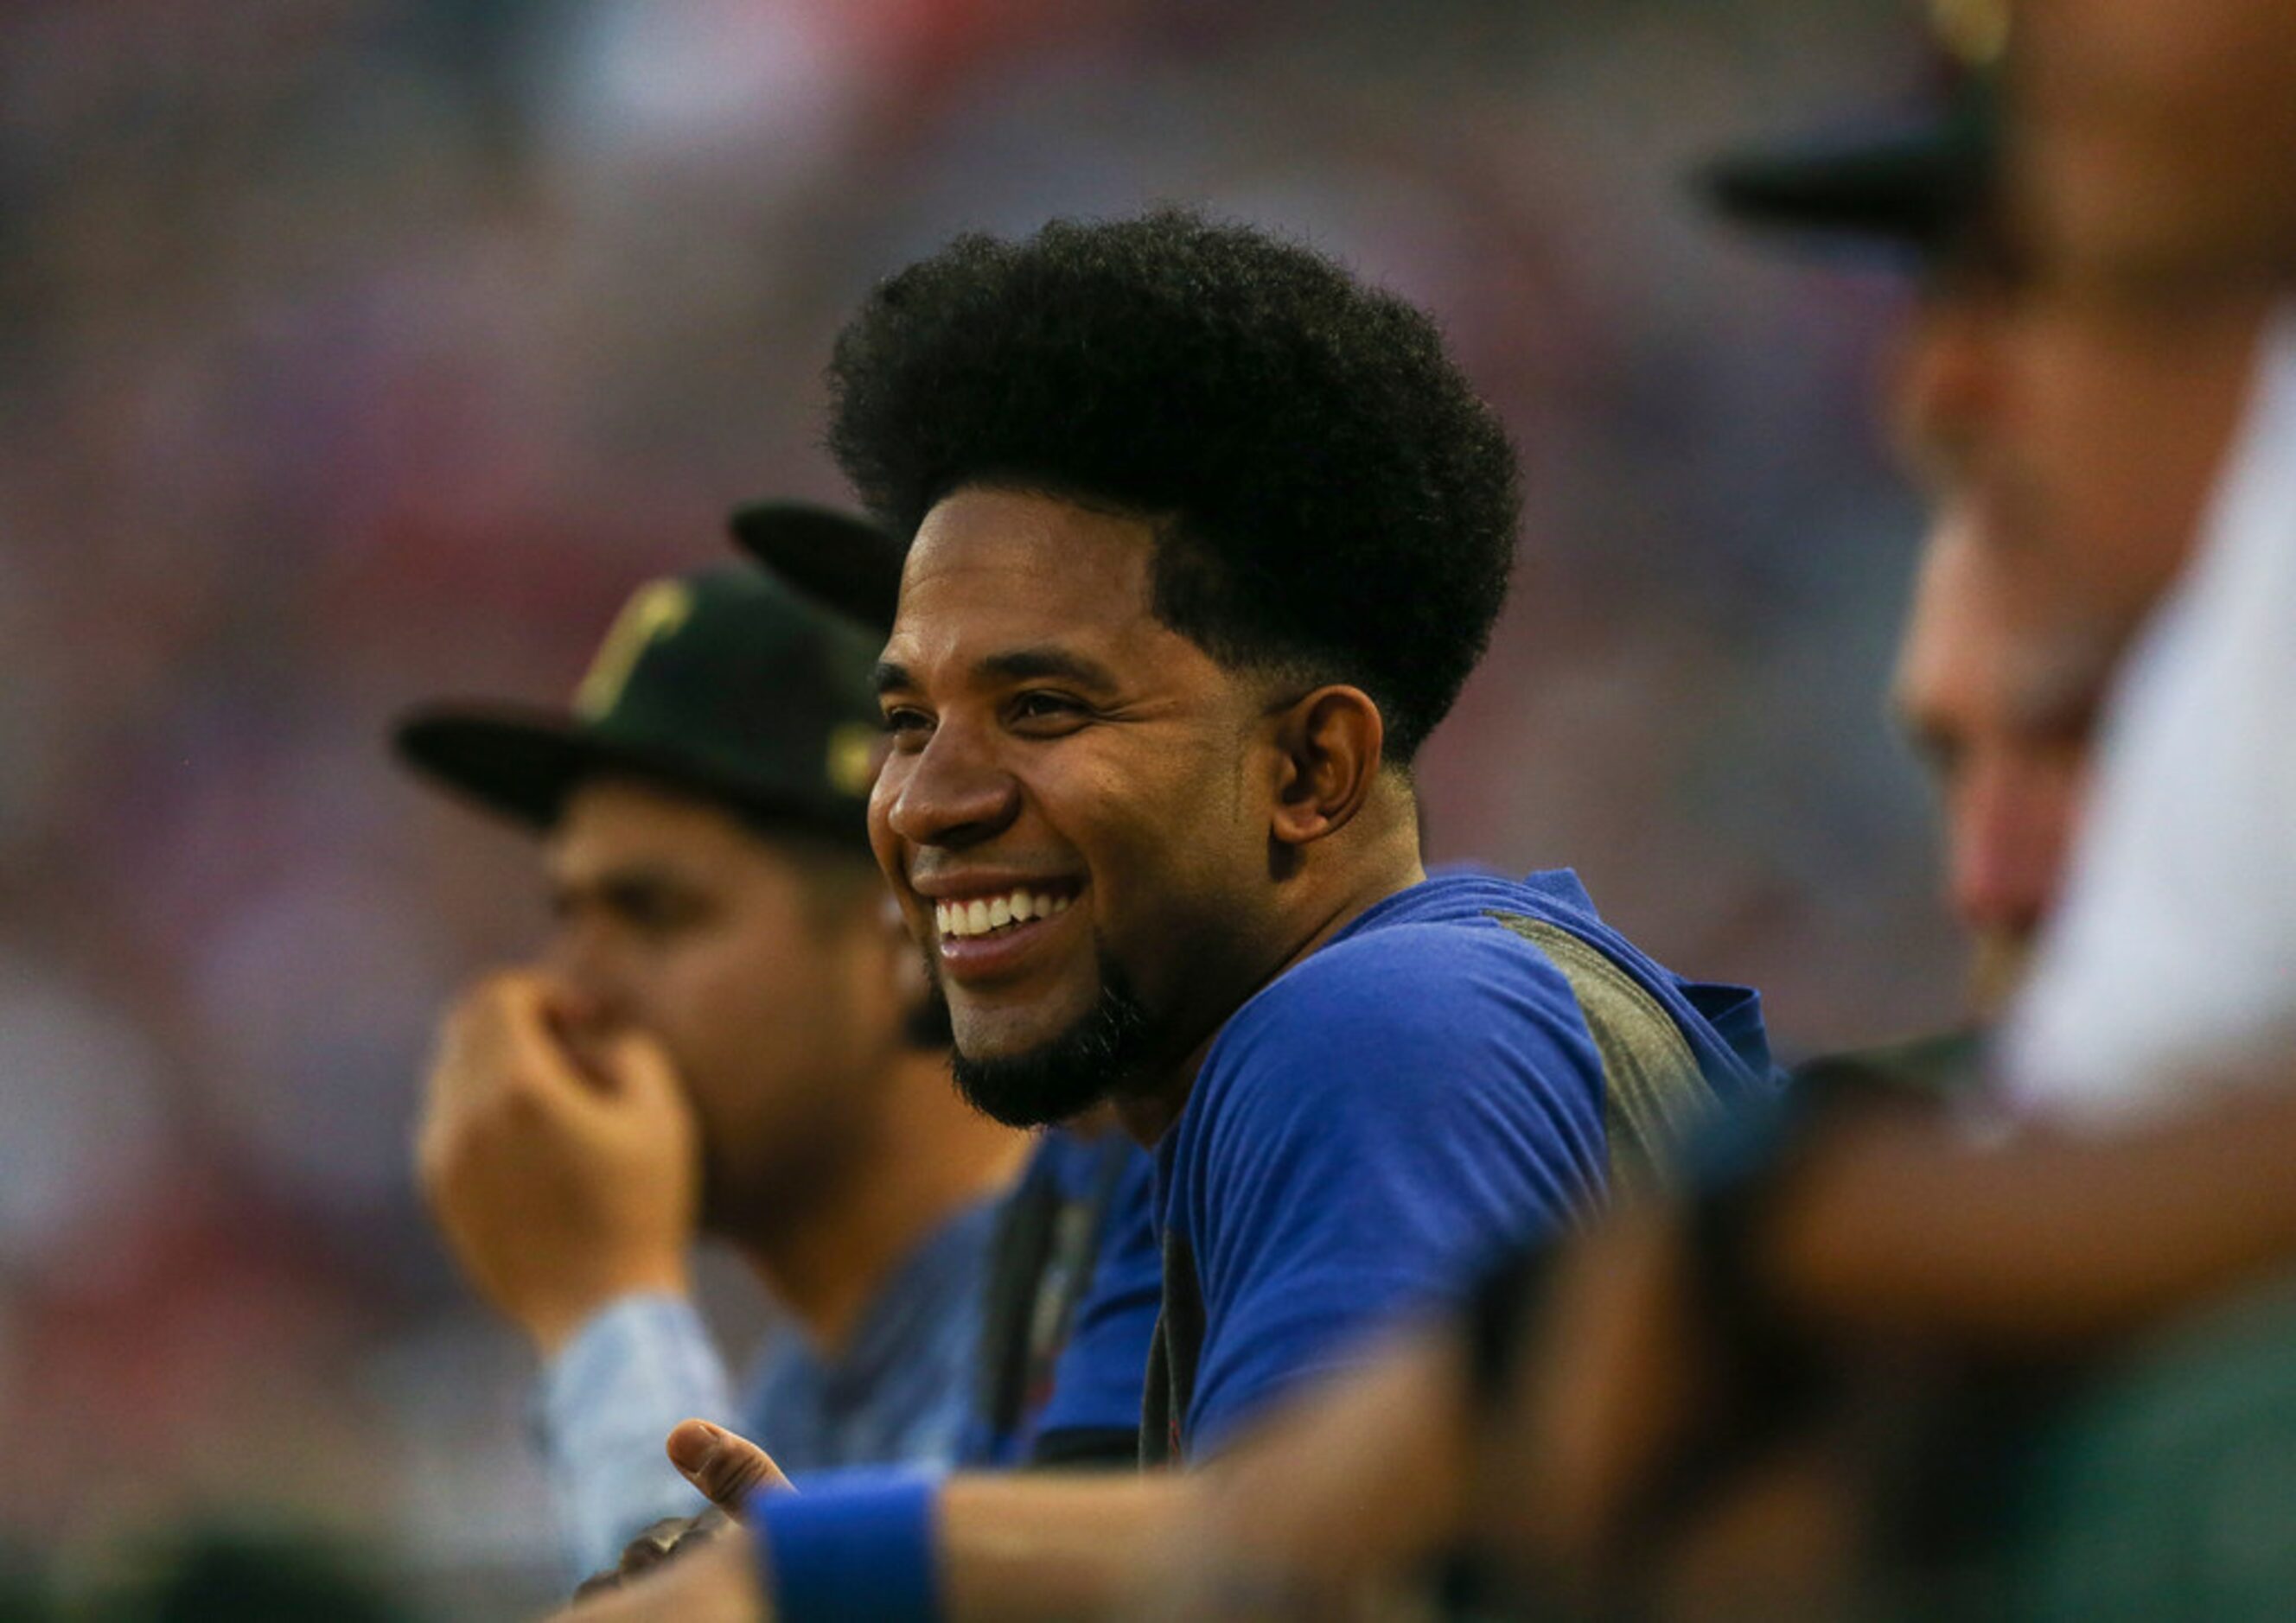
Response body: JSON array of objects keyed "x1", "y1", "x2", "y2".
[{"x1": 935, "y1": 887, "x2": 1076, "y2": 939}]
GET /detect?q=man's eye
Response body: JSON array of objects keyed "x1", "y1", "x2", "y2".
[
  {"x1": 882, "y1": 707, "x2": 933, "y2": 746},
  {"x1": 606, "y1": 888, "x2": 700, "y2": 933},
  {"x1": 1010, "y1": 691, "x2": 1087, "y2": 729}
]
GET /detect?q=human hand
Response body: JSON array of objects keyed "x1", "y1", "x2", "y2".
[
  {"x1": 416, "y1": 970, "x2": 699, "y2": 1353},
  {"x1": 572, "y1": 1509, "x2": 737, "y2": 1601},
  {"x1": 666, "y1": 1419, "x2": 795, "y2": 1512},
  {"x1": 564, "y1": 1424, "x2": 792, "y2": 1603},
  {"x1": 549, "y1": 1524, "x2": 766, "y2": 1621}
]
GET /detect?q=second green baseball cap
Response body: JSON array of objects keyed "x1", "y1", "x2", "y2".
[{"x1": 393, "y1": 561, "x2": 885, "y2": 844}]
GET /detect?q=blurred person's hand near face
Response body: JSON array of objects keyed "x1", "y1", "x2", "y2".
[{"x1": 418, "y1": 967, "x2": 700, "y2": 1354}]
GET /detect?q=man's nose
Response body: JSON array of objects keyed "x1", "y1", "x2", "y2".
[
  {"x1": 879, "y1": 720, "x2": 1022, "y2": 850},
  {"x1": 542, "y1": 920, "x2": 629, "y2": 1031}
]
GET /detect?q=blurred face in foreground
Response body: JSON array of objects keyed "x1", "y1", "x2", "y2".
[
  {"x1": 870, "y1": 487, "x2": 1311, "y2": 1130},
  {"x1": 2012, "y1": 0, "x2": 2296, "y2": 294},
  {"x1": 1891, "y1": 506, "x2": 2095, "y2": 1010},
  {"x1": 1890, "y1": 242, "x2": 2269, "y2": 707}
]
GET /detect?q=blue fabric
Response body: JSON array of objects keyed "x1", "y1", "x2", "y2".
[
  {"x1": 1024, "y1": 1142, "x2": 1162, "y2": 1449},
  {"x1": 742, "y1": 1198, "x2": 999, "y2": 1481},
  {"x1": 537, "y1": 1196, "x2": 997, "y2": 1582},
  {"x1": 1155, "y1": 869, "x2": 1776, "y2": 1459},
  {"x1": 539, "y1": 1293, "x2": 741, "y2": 1579},
  {"x1": 756, "y1": 1469, "x2": 941, "y2": 1623}
]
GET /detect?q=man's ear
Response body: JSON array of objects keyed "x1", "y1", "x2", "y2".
[{"x1": 1267, "y1": 686, "x2": 1385, "y2": 850}]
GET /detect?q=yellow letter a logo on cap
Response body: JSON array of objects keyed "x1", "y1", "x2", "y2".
[{"x1": 574, "y1": 580, "x2": 694, "y2": 720}]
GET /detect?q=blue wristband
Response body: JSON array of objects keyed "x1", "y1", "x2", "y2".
[{"x1": 755, "y1": 1471, "x2": 941, "y2": 1623}]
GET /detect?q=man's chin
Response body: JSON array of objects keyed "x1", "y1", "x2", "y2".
[
  {"x1": 947, "y1": 972, "x2": 1154, "y2": 1128},
  {"x1": 950, "y1": 1051, "x2": 1112, "y2": 1129}
]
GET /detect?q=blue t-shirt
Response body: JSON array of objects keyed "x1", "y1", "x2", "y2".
[
  {"x1": 741, "y1": 1196, "x2": 999, "y2": 1478},
  {"x1": 1147, "y1": 869, "x2": 1774, "y2": 1461}
]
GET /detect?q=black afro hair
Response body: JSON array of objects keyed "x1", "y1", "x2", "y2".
[{"x1": 826, "y1": 207, "x2": 1521, "y2": 763}]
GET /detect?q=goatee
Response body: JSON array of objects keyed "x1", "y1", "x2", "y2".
[{"x1": 943, "y1": 953, "x2": 1156, "y2": 1128}]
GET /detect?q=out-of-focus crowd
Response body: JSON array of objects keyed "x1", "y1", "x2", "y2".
[{"x1": 0, "y1": 0, "x2": 1954, "y2": 1611}]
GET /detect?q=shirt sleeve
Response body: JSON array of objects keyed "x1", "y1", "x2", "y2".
[
  {"x1": 1178, "y1": 922, "x2": 1609, "y2": 1457},
  {"x1": 535, "y1": 1292, "x2": 737, "y2": 1582}
]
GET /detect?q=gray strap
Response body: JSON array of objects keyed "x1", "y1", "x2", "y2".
[{"x1": 1487, "y1": 912, "x2": 1715, "y2": 1198}]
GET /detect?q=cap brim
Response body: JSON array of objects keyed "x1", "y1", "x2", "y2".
[
  {"x1": 1697, "y1": 107, "x2": 1987, "y2": 251},
  {"x1": 726, "y1": 501, "x2": 904, "y2": 634},
  {"x1": 393, "y1": 704, "x2": 842, "y2": 834},
  {"x1": 394, "y1": 707, "x2": 633, "y2": 828}
]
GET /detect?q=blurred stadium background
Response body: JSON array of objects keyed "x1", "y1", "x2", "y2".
[{"x1": 0, "y1": 0, "x2": 1954, "y2": 1612}]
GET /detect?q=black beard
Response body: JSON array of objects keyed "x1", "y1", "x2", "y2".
[{"x1": 942, "y1": 953, "x2": 1156, "y2": 1128}]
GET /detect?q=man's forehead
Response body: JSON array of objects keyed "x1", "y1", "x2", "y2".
[
  {"x1": 905, "y1": 487, "x2": 1158, "y2": 591},
  {"x1": 886, "y1": 487, "x2": 1170, "y2": 667},
  {"x1": 549, "y1": 779, "x2": 750, "y2": 862}
]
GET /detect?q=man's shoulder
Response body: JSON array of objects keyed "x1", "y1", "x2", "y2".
[
  {"x1": 1238, "y1": 886, "x2": 1583, "y2": 1040},
  {"x1": 1191, "y1": 897, "x2": 1596, "y2": 1136}
]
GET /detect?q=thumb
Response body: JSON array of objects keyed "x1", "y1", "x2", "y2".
[{"x1": 668, "y1": 1419, "x2": 793, "y2": 1512}]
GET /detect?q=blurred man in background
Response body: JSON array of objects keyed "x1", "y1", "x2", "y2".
[
  {"x1": 1998, "y1": 0, "x2": 2296, "y2": 1124},
  {"x1": 1473, "y1": 0, "x2": 2296, "y2": 1610},
  {"x1": 398, "y1": 553, "x2": 1026, "y2": 1582}
]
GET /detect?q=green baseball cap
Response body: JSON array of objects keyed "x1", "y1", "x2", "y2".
[
  {"x1": 1695, "y1": 0, "x2": 2006, "y2": 251},
  {"x1": 393, "y1": 560, "x2": 886, "y2": 845}
]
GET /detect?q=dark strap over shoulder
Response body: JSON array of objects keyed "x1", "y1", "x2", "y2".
[
  {"x1": 976, "y1": 1136, "x2": 1135, "y2": 1460},
  {"x1": 1486, "y1": 911, "x2": 1716, "y2": 1197}
]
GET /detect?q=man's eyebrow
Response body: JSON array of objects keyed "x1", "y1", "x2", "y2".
[
  {"x1": 873, "y1": 646, "x2": 1124, "y2": 695},
  {"x1": 979, "y1": 646, "x2": 1120, "y2": 691}
]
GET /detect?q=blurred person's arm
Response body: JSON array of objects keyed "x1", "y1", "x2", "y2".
[
  {"x1": 1768, "y1": 1064, "x2": 2296, "y2": 1350},
  {"x1": 1474, "y1": 1072, "x2": 2296, "y2": 1598}
]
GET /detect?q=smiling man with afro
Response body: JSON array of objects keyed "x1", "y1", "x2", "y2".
[{"x1": 564, "y1": 210, "x2": 1775, "y2": 1623}]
